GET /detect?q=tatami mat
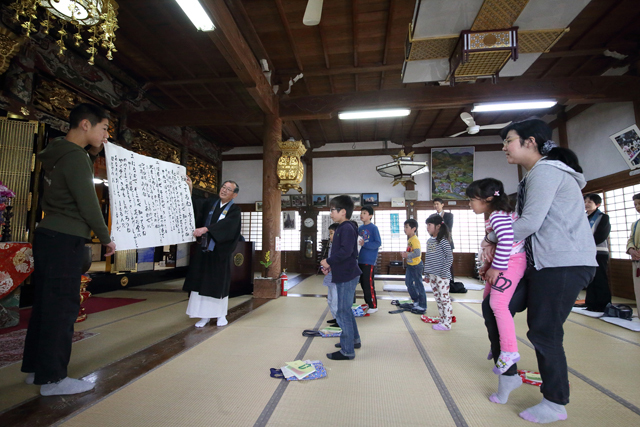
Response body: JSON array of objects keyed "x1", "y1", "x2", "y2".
[
  {"x1": 0, "y1": 283, "x2": 250, "y2": 412},
  {"x1": 58, "y1": 276, "x2": 640, "y2": 426}
]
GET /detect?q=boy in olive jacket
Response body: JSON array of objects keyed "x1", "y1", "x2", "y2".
[{"x1": 22, "y1": 103, "x2": 116, "y2": 396}]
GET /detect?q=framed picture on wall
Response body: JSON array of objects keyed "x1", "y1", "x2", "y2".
[
  {"x1": 283, "y1": 211, "x2": 296, "y2": 230},
  {"x1": 328, "y1": 194, "x2": 340, "y2": 204},
  {"x1": 362, "y1": 193, "x2": 379, "y2": 206},
  {"x1": 291, "y1": 194, "x2": 306, "y2": 207},
  {"x1": 312, "y1": 194, "x2": 327, "y2": 207},
  {"x1": 255, "y1": 201, "x2": 263, "y2": 212},
  {"x1": 349, "y1": 194, "x2": 362, "y2": 207},
  {"x1": 281, "y1": 195, "x2": 291, "y2": 209},
  {"x1": 431, "y1": 146, "x2": 475, "y2": 200},
  {"x1": 610, "y1": 125, "x2": 640, "y2": 170}
]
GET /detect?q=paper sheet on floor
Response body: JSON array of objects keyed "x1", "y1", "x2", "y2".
[
  {"x1": 571, "y1": 307, "x2": 604, "y2": 318},
  {"x1": 601, "y1": 316, "x2": 640, "y2": 331}
]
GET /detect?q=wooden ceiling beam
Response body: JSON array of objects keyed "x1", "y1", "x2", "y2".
[
  {"x1": 151, "y1": 77, "x2": 240, "y2": 87},
  {"x1": 201, "y1": 0, "x2": 276, "y2": 115},
  {"x1": 277, "y1": 63, "x2": 402, "y2": 77},
  {"x1": 127, "y1": 108, "x2": 264, "y2": 129},
  {"x1": 274, "y1": 0, "x2": 304, "y2": 73},
  {"x1": 279, "y1": 76, "x2": 640, "y2": 120},
  {"x1": 352, "y1": 0, "x2": 359, "y2": 67},
  {"x1": 541, "y1": 48, "x2": 605, "y2": 59}
]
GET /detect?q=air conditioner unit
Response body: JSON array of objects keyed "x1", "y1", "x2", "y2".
[{"x1": 404, "y1": 190, "x2": 418, "y2": 200}]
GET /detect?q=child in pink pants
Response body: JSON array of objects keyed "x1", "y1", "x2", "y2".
[{"x1": 467, "y1": 178, "x2": 526, "y2": 375}]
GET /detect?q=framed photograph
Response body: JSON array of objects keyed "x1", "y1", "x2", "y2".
[
  {"x1": 431, "y1": 146, "x2": 475, "y2": 200},
  {"x1": 255, "y1": 201, "x2": 263, "y2": 212},
  {"x1": 349, "y1": 194, "x2": 361, "y2": 207},
  {"x1": 328, "y1": 194, "x2": 340, "y2": 205},
  {"x1": 362, "y1": 193, "x2": 379, "y2": 206},
  {"x1": 282, "y1": 211, "x2": 296, "y2": 230},
  {"x1": 281, "y1": 195, "x2": 291, "y2": 209},
  {"x1": 291, "y1": 194, "x2": 306, "y2": 207},
  {"x1": 312, "y1": 194, "x2": 327, "y2": 207},
  {"x1": 610, "y1": 125, "x2": 640, "y2": 170}
]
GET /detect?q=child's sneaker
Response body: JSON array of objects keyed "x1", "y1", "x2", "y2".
[{"x1": 493, "y1": 351, "x2": 520, "y2": 375}]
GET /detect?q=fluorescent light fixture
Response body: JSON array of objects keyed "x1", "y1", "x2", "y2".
[
  {"x1": 93, "y1": 178, "x2": 103, "y2": 184},
  {"x1": 175, "y1": 0, "x2": 216, "y2": 32},
  {"x1": 472, "y1": 100, "x2": 556, "y2": 112},
  {"x1": 339, "y1": 109, "x2": 411, "y2": 120}
]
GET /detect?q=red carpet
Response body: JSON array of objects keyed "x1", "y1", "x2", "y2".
[
  {"x1": 0, "y1": 330, "x2": 97, "y2": 369},
  {"x1": 0, "y1": 297, "x2": 146, "y2": 335}
]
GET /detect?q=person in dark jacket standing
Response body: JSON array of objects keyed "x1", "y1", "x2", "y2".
[
  {"x1": 321, "y1": 195, "x2": 362, "y2": 360},
  {"x1": 22, "y1": 103, "x2": 116, "y2": 396},
  {"x1": 183, "y1": 180, "x2": 241, "y2": 327},
  {"x1": 583, "y1": 193, "x2": 611, "y2": 312}
]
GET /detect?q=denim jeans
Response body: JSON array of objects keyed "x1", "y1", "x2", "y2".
[
  {"x1": 405, "y1": 262, "x2": 426, "y2": 309},
  {"x1": 326, "y1": 282, "x2": 338, "y2": 319},
  {"x1": 335, "y1": 277, "x2": 360, "y2": 357}
]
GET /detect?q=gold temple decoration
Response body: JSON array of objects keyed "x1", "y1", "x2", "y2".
[
  {"x1": 277, "y1": 138, "x2": 306, "y2": 194},
  {"x1": 187, "y1": 156, "x2": 218, "y2": 194},
  {"x1": 0, "y1": 27, "x2": 25, "y2": 75},
  {"x1": 33, "y1": 78, "x2": 86, "y2": 118},
  {"x1": 9, "y1": 0, "x2": 119, "y2": 65},
  {"x1": 130, "y1": 130, "x2": 180, "y2": 165}
]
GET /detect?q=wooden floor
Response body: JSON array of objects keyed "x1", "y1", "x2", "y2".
[{"x1": 0, "y1": 275, "x2": 639, "y2": 426}]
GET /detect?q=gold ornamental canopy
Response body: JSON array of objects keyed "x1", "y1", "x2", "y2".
[
  {"x1": 10, "y1": 0, "x2": 119, "y2": 65},
  {"x1": 277, "y1": 138, "x2": 306, "y2": 194}
]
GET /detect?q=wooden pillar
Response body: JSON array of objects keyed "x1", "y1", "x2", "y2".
[
  {"x1": 304, "y1": 153, "x2": 313, "y2": 198},
  {"x1": 262, "y1": 113, "x2": 282, "y2": 278}
]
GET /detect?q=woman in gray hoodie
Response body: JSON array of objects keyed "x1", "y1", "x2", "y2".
[{"x1": 485, "y1": 119, "x2": 597, "y2": 424}]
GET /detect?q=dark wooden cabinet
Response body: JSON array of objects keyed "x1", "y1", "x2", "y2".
[{"x1": 230, "y1": 241, "x2": 254, "y2": 297}]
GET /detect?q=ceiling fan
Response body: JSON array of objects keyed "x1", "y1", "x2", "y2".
[
  {"x1": 303, "y1": 0, "x2": 323, "y2": 26},
  {"x1": 448, "y1": 112, "x2": 511, "y2": 137}
]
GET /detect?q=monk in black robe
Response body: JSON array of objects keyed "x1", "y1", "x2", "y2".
[{"x1": 183, "y1": 179, "x2": 241, "y2": 327}]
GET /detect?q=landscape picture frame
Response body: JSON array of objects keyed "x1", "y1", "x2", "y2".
[{"x1": 362, "y1": 193, "x2": 379, "y2": 206}]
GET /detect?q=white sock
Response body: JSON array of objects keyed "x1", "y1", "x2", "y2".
[
  {"x1": 216, "y1": 316, "x2": 228, "y2": 326},
  {"x1": 25, "y1": 373, "x2": 35, "y2": 385},
  {"x1": 40, "y1": 377, "x2": 95, "y2": 396},
  {"x1": 519, "y1": 398, "x2": 568, "y2": 423},
  {"x1": 489, "y1": 374, "x2": 522, "y2": 404},
  {"x1": 195, "y1": 318, "x2": 210, "y2": 328}
]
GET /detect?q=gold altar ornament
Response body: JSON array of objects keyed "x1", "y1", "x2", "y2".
[
  {"x1": 0, "y1": 28, "x2": 25, "y2": 76},
  {"x1": 277, "y1": 138, "x2": 306, "y2": 194},
  {"x1": 10, "y1": 0, "x2": 119, "y2": 65}
]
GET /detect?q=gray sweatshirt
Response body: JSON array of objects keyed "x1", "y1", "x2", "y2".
[{"x1": 513, "y1": 159, "x2": 597, "y2": 270}]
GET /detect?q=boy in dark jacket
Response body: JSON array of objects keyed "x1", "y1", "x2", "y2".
[
  {"x1": 22, "y1": 103, "x2": 116, "y2": 396},
  {"x1": 321, "y1": 195, "x2": 362, "y2": 360}
]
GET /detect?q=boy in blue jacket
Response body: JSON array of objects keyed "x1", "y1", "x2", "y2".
[
  {"x1": 358, "y1": 206, "x2": 381, "y2": 312},
  {"x1": 321, "y1": 195, "x2": 362, "y2": 360}
]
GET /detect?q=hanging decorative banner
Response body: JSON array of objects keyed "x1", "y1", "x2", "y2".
[{"x1": 105, "y1": 143, "x2": 196, "y2": 251}]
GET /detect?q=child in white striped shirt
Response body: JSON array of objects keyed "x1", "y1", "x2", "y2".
[{"x1": 467, "y1": 178, "x2": 526, "y2": 377}]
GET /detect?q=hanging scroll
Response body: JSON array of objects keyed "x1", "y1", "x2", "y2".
[{"x1": 105, "y1": 143, "x2": 196, "y2": 251}]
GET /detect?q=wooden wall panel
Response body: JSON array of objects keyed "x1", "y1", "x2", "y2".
[{"x1": 609, "y1": 259, "x2": 635, "y2": 300}]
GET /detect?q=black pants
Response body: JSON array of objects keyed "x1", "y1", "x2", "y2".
[
  {"x1": 585, "y1": 252, "x2": 611, "y2": 312},
  {"x1": 484, "y1": 265, "x2": 595, "y2": 405},
  {"x1": 22, "y1": 229, "x2": 85, "y2": 384},
  {"x1": 358, "y1": 264, "x2": 377, "y2": 309}
]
